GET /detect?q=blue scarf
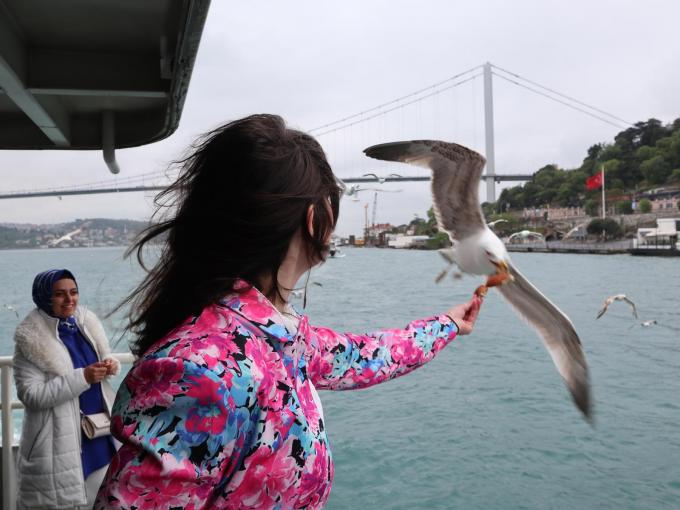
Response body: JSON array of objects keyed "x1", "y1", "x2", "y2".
[
  {"x1": 32, "y1": 268, "x2": 77, "y2": 320},
  {"x1": 31, "y1": 269, "x2": 115, "y2": 477}
]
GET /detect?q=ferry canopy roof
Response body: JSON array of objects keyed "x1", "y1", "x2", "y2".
[{"x1": 0, "y1": 0, "x2": 210, "y2": 156}]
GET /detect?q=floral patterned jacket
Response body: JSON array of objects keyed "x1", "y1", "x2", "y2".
[{"x1": 95, "y1": 281, "x2": 458, "y2": 509}]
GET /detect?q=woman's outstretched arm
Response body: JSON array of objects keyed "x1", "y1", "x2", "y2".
[{"x1": 305, "y1": 294, "x2": 482, "y2": 390}]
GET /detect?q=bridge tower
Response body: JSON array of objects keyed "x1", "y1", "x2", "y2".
[{"x1": 483, "y1": 62, "x2": 496, "y2": 203}]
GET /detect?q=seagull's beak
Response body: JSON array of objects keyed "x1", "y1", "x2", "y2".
[
  {"x1": 491, "y1": 259, "x2": 514, "y2": 282},
  {"x1": 493, "y1": 260, "x2": 509, "y2": 273}
]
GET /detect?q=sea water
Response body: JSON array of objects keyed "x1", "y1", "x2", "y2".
[{"x1": 0, "y1": 247, "x2": 678, "y2": 509}]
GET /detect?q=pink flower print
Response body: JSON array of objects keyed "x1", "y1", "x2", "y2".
[
  {"x1": 184, "y1": 376, "x2": 228, "y2": 434},
  {"x1": 228, "y1": 437, "x2": 301, "y2": 508},
  {"x1": 169, "y1": 333, "x2": 240, "y2": 371},
  {"x1": 298, "y1": 442, "x2": 333, "y2": 509},
  {"x1": 103, "y1": 446, "x2": 156, "y2": 507},
  {"x1": 385, "y1": 333, "x2": 425, "y2": 366},
  {"x1": 111, "y1": 454, "x2": 198, "y2": 509},
  {"x1": 126, "y1": 357, "x2": 185, "y2": 410},
  {"x1": 193, "y1": 304, "x2": 229, "y2": 332},
  {"x1": 245, "y1": 339, "x2": 284, "y2": 408},
  {"x1": 297, "y1": 382, "x2": 321, "y2": 434},
  {"x1": 239, "y1": 299, "x2": 275, "y2": 324},
  {"x1": 111, "y1": 415, "x2": 138, "y2": 439}
]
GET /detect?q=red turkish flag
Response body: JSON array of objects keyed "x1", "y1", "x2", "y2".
[{"x1": 585, "y1": 171, "x2": 603, "y2": 190}]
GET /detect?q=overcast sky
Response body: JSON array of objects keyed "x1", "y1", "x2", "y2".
[{"x1": 2, "y1": 0, "x2": 680, "y2": 236}]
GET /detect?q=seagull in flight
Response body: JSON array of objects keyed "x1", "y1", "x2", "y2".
[
  {"x1": 508, "y1": 230, "x2": 544, "y2": 242},
  {"x1": 3, "y1": 304, "x2": 19, "y2": 318},
  {"x1": 364, "y1": 139, "x2": 591, "y2": 420},
  {"x1": 596, "y1": 294, "x2": 638, "y2": 320},
  {"x1": 362, "y1": 172, "x2": 402, "y2": 184},
  {"x1": 487, "y1": 219, "x2": 508, "y2": 228}
]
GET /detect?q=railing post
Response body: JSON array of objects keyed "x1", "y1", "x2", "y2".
[{"x1": 2, "y1": 365, "x2": 16, "y2": 510}]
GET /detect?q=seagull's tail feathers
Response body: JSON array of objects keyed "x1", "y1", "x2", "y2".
[{"x1": 497, "y1": 262, "x2": 592, "y2": 422}]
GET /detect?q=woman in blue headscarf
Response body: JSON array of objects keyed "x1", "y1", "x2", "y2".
[{"x1": 13, "y1": 269, "x2": 120, "y2": 509}]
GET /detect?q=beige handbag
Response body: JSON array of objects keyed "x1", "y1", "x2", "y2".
[{"x1": 81, "y1": 412, "x2": 111, "y2": 439}]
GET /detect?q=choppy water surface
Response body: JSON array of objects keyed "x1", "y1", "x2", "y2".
[{"x1": 1, "y1": 247, "x2": 678, "y2": 509}]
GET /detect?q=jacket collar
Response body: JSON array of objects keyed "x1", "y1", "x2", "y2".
[{"x1": 219, "y1": 279, "x2": 307, "y2": 346}]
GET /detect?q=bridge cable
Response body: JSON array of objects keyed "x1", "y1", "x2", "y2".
[
  {"x1": 491, "y1": 64, "x2": 633, "y2": 127},
  {"x1": 314, "y1": 73, "x2": 481, "y2": 137},
  {"x1": 492, "y1": 73, "x2": 629, "y2": 129},
  {"x1": 308, "y1": 64, "x2": 482, "y2": 133}
]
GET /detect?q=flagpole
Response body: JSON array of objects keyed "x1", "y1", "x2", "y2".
[{"x1": 601, "y1": 166, "x2": 606, "y2": 219}]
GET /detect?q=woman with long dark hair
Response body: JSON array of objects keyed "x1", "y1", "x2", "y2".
[{"x1": 95, "y1": 114, "x2": 482, "y2": 509}]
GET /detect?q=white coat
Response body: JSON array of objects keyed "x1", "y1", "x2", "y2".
[{"x1": 13, "y1": 306, "x2": 121, "y2": 509}]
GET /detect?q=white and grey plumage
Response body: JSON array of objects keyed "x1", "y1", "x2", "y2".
[
  {"x1": 363, "y1": 172, "x2": 403, "y2": 184},
  {"x1": 4, "y1": 304, "x2": 19, "y2": 318},
  {"x1": 508, "y1": 230, "x2": 544, "y2": 242},
  {"x1": 487, "y1": 219, "x2": 508, "y2": 228},
  {"x1": 364, "y1": 140, "x2": 591, "y2": 420},
  {"x1": 563, "y1": 223, "x2": 587, "y2": 240},
  {"x1": 344, "y1": 184, "x2": 402, "y2": 199},
  {"x1": 596, "y1": 294, "x2": 637, "y2": 320}
]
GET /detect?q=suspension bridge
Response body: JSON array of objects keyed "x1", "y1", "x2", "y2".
[{"x1": 1, "y1": 63, "x2": 631, "y2": 203}]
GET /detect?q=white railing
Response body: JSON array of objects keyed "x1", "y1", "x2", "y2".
[{"x1": 0, "y1": 352, "x2": 135, "y2": 510}]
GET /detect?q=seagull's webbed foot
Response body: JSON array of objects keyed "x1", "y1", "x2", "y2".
[{"x1": 474, "y1": 261, "x2": 514, "y2": 298}]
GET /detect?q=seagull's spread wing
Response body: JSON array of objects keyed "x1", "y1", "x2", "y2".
[
  {"x1": 435, "y1": 269, "x2": 449, "y2": 284},
  {"x1": 622, "y1": 296, "x2": 638, "y2": 318},
  {"x1": 364, "y1": 140, "x2": 486, "y2": 240},
  {"x1": 497, "y1": 261, "x2": 591, "y2": 419},
  {"x1": 596, "y1": 301, "x2": 610, "y2": 319}
]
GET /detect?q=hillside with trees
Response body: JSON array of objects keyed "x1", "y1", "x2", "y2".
[{"x1": 492, "y1": 117, "x2": 680, "y2": 213}]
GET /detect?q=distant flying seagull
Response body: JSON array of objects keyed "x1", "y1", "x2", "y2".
[
  {"x1": 487, "y1": 219, "x2": 508, "y2": 228},
  {"x1": 3, "y1": 304, "x2": 19, "y2": 318},
  {"x1": 343, "y1": 184, "x2": 401, "y2": 198},
  {"x1": 290, "y1": 281, "x2": 323, "y2": 299},
  {"x1": 362, "y1": 172, "x2": 403, "y2": 184},
  {"x1": 629, "y1": 319, "x2": 680, "y2": 332},
  {"x1": 364, "y1": 139, "x2": 591, "y2": 420},
  {"x1": 596, "y1": 294, "x2": 638, "y2": 320},
  {"x1": 563, "y1": 223, "x2": 586, "y2": 240},
  {"x1": 508, "y1": 230, "x2": 543, "y2": 242}
]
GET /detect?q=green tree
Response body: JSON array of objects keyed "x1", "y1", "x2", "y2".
[
  {"x1": 638, "y1": 198, "x2": 652, "y2": 213},
  {"x1": 640, "y1": 155, "x2": 672, "y2": 184},
  {"x1": 584, "y1": 199, "x2": 599, "y2": 217},
  {"x1": 587, "y1": 218, "x2": 622, "y2": 238},
  {"x1": 616, "y1": 200, "x2": 633, "y2": 214}
]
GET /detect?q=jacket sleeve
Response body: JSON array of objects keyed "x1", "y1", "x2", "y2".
[
  {"x1": 13, "y1": 349, "x2": 90, "y2": 410},
  {"x1": 305, "y1": 314, "x2": 458, "y2": 390},
  {"x1": 82, "y1": 308, "x2": 122, "y2": 376},
  {"x1": 95, "y1": 355, "x2": 259, "y2": 509}
]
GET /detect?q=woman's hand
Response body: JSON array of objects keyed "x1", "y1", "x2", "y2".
[
  {"x1": 102, "y1": 358, "x2": 117, "y2": 376},
  {"x1": 83, "y1": 362, "x2": 108, "y2": 384},
  {"x1": 446, "y1": 294, "x2": 483, "y2": 335}
]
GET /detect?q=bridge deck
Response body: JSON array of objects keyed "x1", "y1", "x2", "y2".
[{"x1": 0, "y1": 174, "x2": 533, "y2": 200}]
